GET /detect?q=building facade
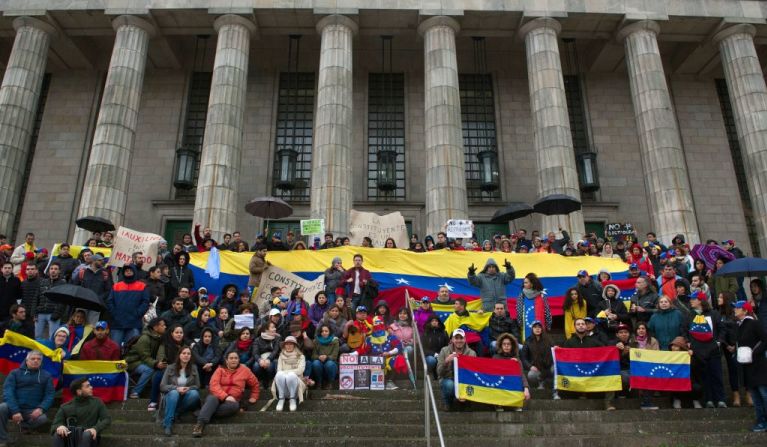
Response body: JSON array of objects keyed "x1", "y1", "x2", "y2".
[{"x1": 0, "y1": 1, "x2": 765, "y2": 254}]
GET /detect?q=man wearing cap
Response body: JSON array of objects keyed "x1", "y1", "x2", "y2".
[
  {"x1": 722, "y1": 240, "x2": 744, "y2": 259},
  {"x1": 266, "y1": 230, "x2": 288, "y2": 252},
  {"x1": 79, "y1": 321, "x2": 121, "y2": 361},
  {"x1": 561, "y1": 318, "x2": 602, "y2": 348},
  {"x1": 436, "y1": 329, "x2": 476, "y2": 410},
  {"x1": 72, "y1": 252, "x2": 112, "y2": 310},
  {"x1": 575, "y1": 271, "x2": 603, "y2": 318},
  {"x1": 0, "y1": 262, "x2": 21, "y2": 323}
]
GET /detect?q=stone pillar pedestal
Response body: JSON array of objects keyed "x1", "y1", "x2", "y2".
[
  {"x1": 75, "y1": 15, "x2": 154, "y2": 243},
  {"x1": 714, "y1": 24, "x2": 767, "y2": 255},
  {"x1": 418, "y1": 16, "x2": 468, "y2": 237},
  {"x1": 310, "y1": 15, "x2": 357, "y2": 237},
  {"x1": 618, "y1": 20, "x2": 699, "y2": 245},
  {"x1": 193, "y1": 14, "x2": 256, "y2": 241},
  {"x1": 0, "y1": 17, "x2": 56, "y2": 236},
  {"x1": 520, "y1": 17, "x2": 585, "y2": 239}
]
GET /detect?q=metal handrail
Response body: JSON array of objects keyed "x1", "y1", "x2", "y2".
[{"x1": 405, "y1": 290, "x2": 446, "y2": 447}]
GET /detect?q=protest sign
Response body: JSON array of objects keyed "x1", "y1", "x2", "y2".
[
  {"x1": 446, "y1": 219, "x2": 473, "y2": 238},
  {"x1": 605, "y1": 223, "x2": 635, "y2": 242},
  {"x1": 234, "y1": 314, "x2": 255, "y2": 330},
  {"x1": 300, "y1": 219, "x2": 325, "y2": 236},
  {"x1": 339, "y1": 354, "x2": 385, "y2": 390},
  {"x1": 107, "y1": 226, "x2": 162, "y2": 271},
  {"x1": 254, "y1": 265, "x2": 324, "y2": 313},
  {"x1": 348, "y1": 210, "x2": 408, "y2": 249}
]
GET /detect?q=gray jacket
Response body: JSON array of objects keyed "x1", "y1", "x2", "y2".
[
  {"x1": 436, "y1": 343, "x2": 476, "y2": 379},
  {"x1": 467, "y1": 258, "x2": 515, "y2": 311},
  {"x1": 160, "y1": 363, "x2": 201, "y2": 393}
]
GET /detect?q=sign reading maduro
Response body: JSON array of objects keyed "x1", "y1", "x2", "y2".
[{"x1": 107, "y1": 226, "x2": 162, "y2": 271}]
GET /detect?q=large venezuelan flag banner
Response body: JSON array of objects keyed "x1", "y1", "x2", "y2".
[
  {"x1": 0, "y1": 331, "x2": 64, "y2": 381},
  {"x1": 553, "y1": 346, "x2": 622, "y2": 392},
  {"x1": 629, "y1": 348, "x2": 691, "y2": 392},
  {"x1": 455, "y1": 355, "x2": 525, "y2": 407},
  {"x1": 187, "y1": 248, "x2": 629, "y2": 317},
  {"x1": 61, "y1": 360, "x2": 129, "y2": 403}
]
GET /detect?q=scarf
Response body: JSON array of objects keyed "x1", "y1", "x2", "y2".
[
  {"x1": 635, "y1": 334, "x2": 648, "y2": 349},
  {"x1": 689, "y1": 310, "x2": 713, "y2": 342},
  {"x1": 317, "y1": 335, "x2": 335, "y2": 346},
  {"x1": 521, "y1": 290, "x2": 545, "y2": 342},
  {"x1": 260, "y1": 331, "x2": 276, "y2": 341},
  {"x1": 237, "y1": 338, "x2": 253, "y2": 351}
]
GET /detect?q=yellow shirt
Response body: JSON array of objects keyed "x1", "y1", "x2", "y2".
[{"x1": 564, "y1": 300, "x2": 587, "y2": 339}]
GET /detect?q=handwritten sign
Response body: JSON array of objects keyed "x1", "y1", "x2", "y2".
[
  {"x1": 606, "y1": 223, "x2": 635, "y2": 241},
  {"x1": 254, "y1": 265, "x2": 324, "y2": 314},
  {"x1": 234, "y1": 314, "x2": 255, "y2": 330},
  {"x1": 348, "y1": 210, "x2": 408, "y2": 249},
  {"x1": 300, "y1": 219, "x2": 325, "y2": 236},
  {"x1": 107, "y1": 226, "x2": 162, "y2": 271},
  {"x1": 446, "y1": 219, "x2": 473, "y2": 238}
]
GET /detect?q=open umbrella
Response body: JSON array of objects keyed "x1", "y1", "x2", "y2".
[
  {"x1": 533, "y1": 194, "x2": 582, "y2": 216},
  {"x1": 491, "y1": 202, "x2": 533, "y2": 223},
  {"x1": 245, "y1": 196, "x2": 294, "y2": 234},
  {"x1": 690, "y1": 244, "x2": 735, "y2": 270},
  {"x1": 42, "y1": 284, "x2": 106, "y2": 311},
  {"x1": 714, "y1": 257, "x2": 767, "y2": 278},
  {"x1": 75, "y1": 216, "x2": 115, "y2": 233}
]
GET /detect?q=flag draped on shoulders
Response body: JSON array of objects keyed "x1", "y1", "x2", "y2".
[
  {"x1": 0, "y1": 330, "x2": 63, "y2": 381},
  {"x1": 454, "y1": 355, "x2": 525, "y2": 407},
  {"x1": 553, "y1": 346, "x2": 622, "y2": 392},
  {"x1": 629, "y1": 348, "x2": 691, "y2": 391},
  {"x1": 443, "y1": 311, "x2": 491, "y2": 346}
]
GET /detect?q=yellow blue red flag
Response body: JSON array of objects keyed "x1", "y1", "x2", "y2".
[
  {"x1": 0, "y1": 330, "x2": 63, "y2": 381},
  {"x1": 455, "y1": 355, "x2": 525, "y2": 407},
  {"x1": 553, "y1": 346, "x2": 622, "y2": 392},
  {"x1": 629, "y1": 348, "x2": 691, "y2": 391},
  {"x1": 62, "y1": 360, "x2": 129, "y2": 403}
]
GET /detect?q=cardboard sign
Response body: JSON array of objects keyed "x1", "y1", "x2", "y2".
[
  {"x1": 348, "y1": 210, "x2": 408, "y2": 249},
  {"x1": 446, "y1": 219, "x2": 473, "y2": 238},
  {"x1": 300, "y1": 219, "x2": 325, "y2": 236},
  {"x1": 254, "y1": 265, "x2": 324, "y2": 313},
  {"x1": 107, "y1": 226, "x2": 162, "y2": 271},
  {"x1": 234, "y1": 314, "x2": 255, "y2": 330},
  {"x1": 339, "y1": 354, "x2": 385, "y2": 390}
]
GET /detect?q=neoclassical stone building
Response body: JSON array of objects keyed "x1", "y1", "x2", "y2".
[{"x1": 1, "y1": 1, "x2": 766, "y2": 255}]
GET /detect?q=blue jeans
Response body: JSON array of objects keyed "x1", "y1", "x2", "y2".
[
  {"x1": 163, "y1": 389, "x2": 201, "y2": 428},
  {"x1": 111, "y1": 327, "x2": 140, "y2": 347},
  {"x1": 34, "y1": 313, "x2": 59, "y2": 339},
  {"x1": 440, "y1": 379, "x2": 456, "y2": 406},
  {"x1": 425, "y1": 356, "x2": 438, "y2": 379},
  {"x1": 150, "y1": 368, "x2": 165, "y2": 404},
  {"x1": 253, "y1": 360, "x2": 277, "y2": 385},
  {"x1": 311, "y1": 359, "x2": 338, "y2": 385},
  {"x1": 750, "y1": 385, "x2": 767, "y2": 425},
  {"x1": 0, "y1": 403, "x2": 49, "y2": 441},
  {"x1": 132, "y1": 364, "x2": 156, "y2": 395}
]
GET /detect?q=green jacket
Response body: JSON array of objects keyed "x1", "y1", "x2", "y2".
[
  {"x1": 312, "y1": 337, "x2": 340, "y2": 361},
  {"x1": 50, "y1": 396, "x2": 111, "y2": 435},
  {"x1": 708, "y1": 275, "x2": 738, "y2": 298},
  {"x1": 125, "y1": 328, "x2": 163, "y2": 371}
]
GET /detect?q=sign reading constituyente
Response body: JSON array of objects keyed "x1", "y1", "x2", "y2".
[
  {"x1": 107, "y1": 226, "x2": 162, "y2": 271},
  {"x1": 254, "y1": 265, "x2": 324, "y2": 313},
  {"x1": 300, "y1": 219, "x2": 325, "y2": 236},
  {"x1": 348, "y1": 210, "x2": 408, "y2": 249}
]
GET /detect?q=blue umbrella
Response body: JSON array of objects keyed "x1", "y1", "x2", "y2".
[{"x1": 714, "y1": 257, "x2": 767, "y2": 278}]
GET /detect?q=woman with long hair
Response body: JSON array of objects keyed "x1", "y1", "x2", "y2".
[
  {"x1": 148, "y1": 324, "x2": 185, "y2": 412},
  {"x1": 384, "y1": 238, "x2": 397, "y2": 249},
  {"x1": 160, "y1": 346, "x2": 201, "y2": 436},
  {"x1": 170, "y1": 252, "x2": 195, "y2": 297},
  {"x1": 192, "y1": 327, "x2": 222, "y2": 388},
  {"x1": 520, "y1": 321, "x2": 555, "y2": 396},
  {"x1": 311, "y1": 323, "x2": 340, "y2": 389},
  {"x1": 515, "y1": 273, "x2": 551, "y2": 342},
  {"x1": 493, "y1": 333, "x2": 531, "y2": 409},
  {"x1": 183, "y1": 308, "x2": 215, "y2": 345},
  {"x1": 562, "y1": 287, "x2": 587, "y2": 339}
]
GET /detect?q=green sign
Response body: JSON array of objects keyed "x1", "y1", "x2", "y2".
[{"x1": 300, "y1": 219, "x2": 325, "y2": 236}]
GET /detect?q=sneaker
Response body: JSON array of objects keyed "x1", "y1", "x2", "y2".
[
  {"x1": 276, "y1": 399, "x2": 285, "y2": 412},
  {"x1": 751, "y1": 423, "x2": 767, "y2": 433},
  {"x1": 129, "y1": 392, "x2": 139, "y2": 399},
  {"x1": 705, "y1": 401, "x2": 715, "y2": 408},
  {"x1": 289, "y1": 399, "x2": 297, "y2": 412},
  {"x1": 553, "y1": 391, "x2": 561, "y2": 400},
  {"x1": 673, "y1": 398, "x2": 682, "y2": 409},
  {"x1": 147, "y1": 402, "x2": 158, "y2": 412},
  {"x1": 717, "y1": 401, "x2": 727, "y2": 408},
  {"x1": 641, "y1": 404, "x2": 659, "y2": 410},
  {"x1": 693, "y1": 400, "x2": 703, "y2": 409},
  {"x1": 514, "y1": 407, "x2": 523, "y2": 412},
  {"x1": 386, "y1": 381, "x2": 399, "y2": 390},
  {"x1": 192, "y1": 423, "x2": 204, "y2": 438},
  {"x1": 605, "y1": 405, "x2": 616, "y2": 411}
]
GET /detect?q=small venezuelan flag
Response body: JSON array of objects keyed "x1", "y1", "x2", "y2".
[
  {"x1": 62, "y1": 360, "x2": 129, "y2": 403},
  {"x1": 629, "y1": 348, "x2": 691, "y2": 392},
  {"x1": 553, "y1": 346, "x2": 622, "y2": 392},
  {"x1": 454, "y1": 355, "x2": 525, "y2": 407},
  {"x1": 0, "y1": 330, "x2": 63, "y2": 381}
]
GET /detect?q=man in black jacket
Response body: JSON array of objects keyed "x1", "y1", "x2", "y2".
[
  {"x1": 0, "y1": 262, "x2": 21, "y2": 323},
  {"x1": 575, "y1": 270, "x2": 603, "y2": 318},
  {"x1": 559, "y1": 318, "x2": 613, "y2": 409},
  {"x1": 489, "y1": 302, "x2": 519, "y2": 349},
  {"x1": 54, "y1": 244, "x2": 80, "y2": 282},
  {"x1": 20, "y1": 265, "x2": 52, "y2": 338}
]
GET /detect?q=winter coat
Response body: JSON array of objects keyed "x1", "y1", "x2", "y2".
[
  {"x1": 324, "y1": 266, "x2": 344, "y2": 295},
  {"x1": 143, "y1": 278, "x2": 167, "y2": 310},
  {"x1": 413, "y1": 307, "x2": 436, "y2": 334},
  {"x1": 575, "y1": 280, "x2": 603, "y2": 318},
  {"x1": 549, "y1": 230, "x2": 570, "y2": 254},
  {"x1": 72, "y1": 267, "x2": 112, "y2": 302},
  {"x1": 160, "y1": 363, "x2": 201, "y2": 393},
  {"x1": 341, "y1": 267, "x2": 373, "y2": 296},
  {"x1": 79, "y1": 336, "x2": 121, "y2": 361},
  {"x1": 320, "y1": 315, "x2": 347, "y2": 339},
  {"x1": 563, "y1": 298, "x2": 587, "y2": 339},
  {"x1": 422, "y1": 323, "x2": 450, "y2": 357},
  {"x1": 0, "y1": 274, "x2": 22, "y2": 320},
  {"x1": 253, "y1": 335, "x2": 281, "y2": 362},
  {"x1": 467, "y1": 258, "x2": 515, "y2": 311},
  {"x1": 312, "y1": 337, "x2": 340, "y2": 361},
  {"x1": 212, "y1": 285, "x2": 238, "y2": 317},
  {"x1": 125, "y1": 328, "x2": 164, "y2": 371},
  {"x1": 648, "y1": 307, "x2": 685, "y2": 351},
  {"x1": 192, "y1": 334, "x2": 223, "y2": 368},
  {"x1": 209, "y1": 365, "x2": 259, "y2": 402},
  {"x1": 437, "y1": 343, "x2": 476, "y2": 379},
  {"x1": 169, "y1": 264, "x2": 194, "y2": 295},
  {"x1": 489, "y1": 312, "x2": 519, "y2": 340},
  {"x1": 521, "y1": 335, "x2": 554, "y2": 371},
  {"x1": 50, "y1": 395, "x2": 111, "y2": 436},
  {"x1": 106, "y1": 265, "x2": 150, "y2": 330},
  {"x1": 708, "y1": 274, "x2": 738, "y2": 300},
  {"x1": 271, "y1": 350, "x2": 307, "y2": 402},
  {"x1": 630, "y1": 288, "x2": 659, "y2": 322},
  {"x1": 308, "y1": 301, "x2": 330, "y2": 327},
  {"x1": 160, "y1": 309, "x2": 192, "y2": 329},
  {"x1": 55, "y1": 254, "x2": 80, "y2": 282},
  {"x1": 560, "y1": 333, "x2": 604, "y2": 348},
  {"x1": 2, "y1": 363, "x2": 55, "y2": 413},
  {"x1": 736, "y1": 317, "x2": 767, "y2": 387},
  {"x1": 248, "y1": 254, "x2": 270, "y2": 288},
  {"x1": 21, "y1": 276, "x2": 54, "y2": 318},
  {"x1": 687, "y1": 309, "x2": 723, "y2": 360},
  {"x1": 183, "y1": 318, "x2": 216, "y2": 345},
  {"x1": 598, "y1": 284, "x2": 630, "y2": 330},
  {"x1": 224, "y1": 340, "x2": 257, "y2": 368}
]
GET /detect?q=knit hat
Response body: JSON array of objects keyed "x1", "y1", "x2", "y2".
[
  {"x1": 54, "y1": 326, "x2": 70, "y2": 338},
  {"x1": 332, "y1": 256, "x2": 342, "y2": 265}
]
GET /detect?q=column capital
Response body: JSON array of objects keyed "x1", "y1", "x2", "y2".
[
  {"x1": 518, "y1": 17, "x2": 561, "y2": 40},
  {"x1": 111, "y1": 15, "x2": 156, "y2": 38},
  {"x1": 417, "y1": 16, "x2": 460, "y2": 37},
  {"x1": 713, "y1": 23, "x2": 756, "y2": 44},
  {"x1": 316, "y1": 14, "x2": 358, "y2": 35},
  {"x1": 12, "y1": 16, "x2": 57, "y2": 39},
  {"x1": 214, "y1": 14, "x2": 257, "y2": 35},
  {"x1": 616, "y1": 20, "x2": 660, "y2": 42}
]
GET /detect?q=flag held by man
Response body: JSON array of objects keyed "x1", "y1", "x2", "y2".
[
  {"x1": 553, "y1": 346, "x2": 622, "y2": 392},
  {"x1": 61, "y1": 360, "x2": 129, "y2": 403},
  {"x1": 629, "y1": 348, "x2": 691, "y2": 392},
  {"x1": 454, "y1": 355, "x2": 525, "y2": 407}
]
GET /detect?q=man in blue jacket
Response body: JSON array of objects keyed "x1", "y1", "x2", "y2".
[
  {"x1": 0, "y1": 350, "x2": 55, "y2": 444},
  {"x1": 106, "y1": 264, "x2": 150, "y2": 346}
]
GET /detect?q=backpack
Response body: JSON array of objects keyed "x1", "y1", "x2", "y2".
[{"x1": 121, "y1": 334, "x2": 142, "y2": 358}]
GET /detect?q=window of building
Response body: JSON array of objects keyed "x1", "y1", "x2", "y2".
[
  {"x1": 175, "y1": 71, "x2": 212, "y2": 198},
  {"x1": 460, "y1": 73, "x2": 500, "y2": 201},
  {"x1": 715, "y1": 79, "x2": 760, "y2": 256},
  {"x1": 11, "y1": 73, "x2": 52, "y2": 239},
  {"x1": 368, "y1": 72, "x2": 406, "y2": 200},
  {"x1": 272, "y1": 72, "x2": 315, "y2": 202},
  {"x1": 563, "y1": 74, "x2": 595, "y2": 200}
]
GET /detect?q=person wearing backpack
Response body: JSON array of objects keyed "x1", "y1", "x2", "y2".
[{"x1": 72, "y1": 253, "x2": 112, "y2": 325}]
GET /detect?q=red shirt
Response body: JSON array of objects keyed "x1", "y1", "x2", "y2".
[{"x1": 79, "y1": 337, "x2": 121, "y2": 361}]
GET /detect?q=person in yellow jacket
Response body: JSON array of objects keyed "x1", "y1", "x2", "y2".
[{"x1": 563, "y1": 287, "x2": 587, "y2": 339}]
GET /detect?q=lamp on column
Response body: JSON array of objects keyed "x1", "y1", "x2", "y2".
[
  {"x1": 477, "y1": 149, "x2": 499, "y2": 192},
  {"x1": 577, "y1": 151, "x2": 600, "y2": 192},
  {"x1": 276, "y1": 148, "x2": 298, "y2": 190},
  {"x1": 173, "y1": 146, "x2": 197, "y2": 190},
  {"x1": 376, "y1": 149, "x2": 397, "y2": 191}
]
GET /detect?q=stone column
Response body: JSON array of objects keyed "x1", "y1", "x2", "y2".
[
  {"x1": 418, "y1": 16, "x2": 468, "y2": 237},
  {"x1": 0, "y1": 17, "x2": 56, "y2": 236},
  {"x1": 310, "y1": 15, "x2": 357, "y2": 237},
  {"x1": 618, "y1": 20, "x2": 700, "y2": 245},
  {"x1": 519, "y1": 18, "x2": 585, "y2": 239},
  {"x1": 714, "y1": 24, "x2": 767, "y2": 255},
  {"x1": 75, "y1": 15, "x2": 154, "y2": 243},
  {"x1": 193, "y1": 15, "x2": 256, "y2": 241}
]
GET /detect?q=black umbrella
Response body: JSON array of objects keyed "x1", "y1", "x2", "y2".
[
  {"x1": 714, "y1": 257, "x2": 767, "y2": 278},
  {"x1": 75, "y1": 216, "x2": 115, "y2": 233},
  {"x1": 491, "y1": 202, "x2": 534, "y2": 223},
  {"x1": 42, "y1": 284, "x2": 106, "y2": 311},
  {"x1": 244, "y1": 196, "x2": 294, "y2": 219},
  {"x1": 533, "y1": 194, "x2": 582, "y2": 216}
]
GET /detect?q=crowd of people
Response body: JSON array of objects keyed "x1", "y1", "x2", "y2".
[{"x1": 0, "y1": 225, "x2": 766, "y2": 444}]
